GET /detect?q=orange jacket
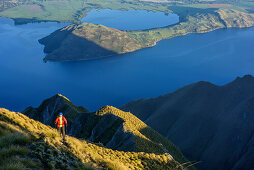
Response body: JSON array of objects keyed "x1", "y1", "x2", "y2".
[{"x1": 55, "y1": 116, "x2": 67, "y2": 127}]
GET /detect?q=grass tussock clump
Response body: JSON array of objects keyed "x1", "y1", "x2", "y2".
[{"x1": 0, "y1": 121, "x2": 38, "y2": 170}]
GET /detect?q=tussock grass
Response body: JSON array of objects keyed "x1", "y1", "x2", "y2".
[
  {"x1": 0, "y1": 158, "x2": 26, "y2": 170},
  {"x1": 0, "y1": 145, "x2": 28, "y2": 157},
  {"x1": 0, "y1": 120, "x2": 35, "y2": 170},
  {"x1": 0, "y1": 132, "x2": 30, "y2": 147},
  {"x1": 0, "y1": 108, "x2": 190, "y2": 169},
  {"x1": 96, "y1": 106, "x2": 188, "y2": 164}
]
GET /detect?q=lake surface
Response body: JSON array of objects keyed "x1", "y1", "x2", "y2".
[
  {"x1": 81, "y1": 9, "x2": 179, "y2": 30},
  {"x1": 1, "y1": 17, "x2": 254, "y2": 112}
]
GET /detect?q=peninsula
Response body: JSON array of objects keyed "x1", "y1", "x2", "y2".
[
  {"x1": 1, "y1": 0, "x2": 254, "y2": 61},
  {"x1": 40, "y1": 8, "x2": 254, "y2": 61}
]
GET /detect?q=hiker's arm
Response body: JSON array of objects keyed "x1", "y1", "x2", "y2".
[{"x1": 55, "y1": 118, "x2": 58, "y2": 124}]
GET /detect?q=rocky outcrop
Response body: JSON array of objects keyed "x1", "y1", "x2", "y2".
[{"x1": 121, "y1": 75, "x2": 254, "y2": 170}]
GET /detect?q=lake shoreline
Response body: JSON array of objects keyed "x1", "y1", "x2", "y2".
[{"x1": 43, "y1": 25, "x2": 254, "y2": 62}]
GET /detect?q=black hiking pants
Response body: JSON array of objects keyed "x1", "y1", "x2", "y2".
[{"x1": 58, "y1": 126, "x2": 65, "y2": 141}]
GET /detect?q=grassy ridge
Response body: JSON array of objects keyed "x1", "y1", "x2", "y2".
[
  {"x1": 0, "y1": 109, "x2": 93, "y2": 169},
  {"x1": 24, "y1": 94, "x2": 89, "y2": 126},
  {"x1": 23, "y1": 94, "x2": 192, "y2": 166},
  {"x1": 0, "y1": 108, "x2": 193, "y2": 169},
  {"x1": 96, "y1": 106, "x2": 188, "y2": 163}
]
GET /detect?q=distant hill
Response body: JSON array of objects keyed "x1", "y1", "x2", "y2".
[
  {"x1": 39, "y1": 23, "x2": 154, "y2": 62},
  {"x1": 22, "y1": 94, "x2": 194, "y2": 169},
  {"x1": 0, "y1": 108, "x2": 191, "y2": 169},
  {"x1": 121, "y1": 75, "x2": 254, "y2": 170}
]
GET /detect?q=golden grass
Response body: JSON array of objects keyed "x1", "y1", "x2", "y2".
[
  {"x1": 0, "y1": 120, "x2": 36, "y2": 170},
  {"x1": 96, "y1": 106, "x2": 189, "y2": 164},
  {"x1": 0, "y1": 108, "x2": 188, "y2": 170},
  {"x1": 217, "y1": 9, "x2": 254, "y2": 28}
]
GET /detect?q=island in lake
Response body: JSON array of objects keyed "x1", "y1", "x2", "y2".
[{"x1": 1, "y1": 0, "x2": 254, "y2": 61}]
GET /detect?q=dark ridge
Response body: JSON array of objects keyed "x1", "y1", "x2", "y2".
[{"x1": 121, "y1": 75, "x2": 254, "y2": 170}]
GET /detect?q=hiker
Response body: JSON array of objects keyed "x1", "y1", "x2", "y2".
[{"x1": 55, "y1": 112, "x2": 68, "y2": 142}]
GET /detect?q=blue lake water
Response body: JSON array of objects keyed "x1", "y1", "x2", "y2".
[
  {"x1": 1, "y1": 17, "x2": 254, "y2": 112},
  {"x1": 81, "y1": 9, "x2": 179, "y2": 30}
]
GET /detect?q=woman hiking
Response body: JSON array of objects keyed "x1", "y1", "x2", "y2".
[{"x1": 55, "y1": 112, "x2": 68, "y2": 142}]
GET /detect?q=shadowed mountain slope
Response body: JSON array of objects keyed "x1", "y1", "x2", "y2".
[
  {"x1": 121, "y1": 75, "x2": 254, "y2": 170},
  {"x1": 0, "y1": 108, "x2": 192, "y2": 169},
  {"x1": 23, "y1": 94, "x2": 194, "y2": 168}
]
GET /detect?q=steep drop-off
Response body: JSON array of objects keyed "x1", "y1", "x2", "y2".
[{"x1": 121, "y1": 75, "x2": 254, "y2": 170}]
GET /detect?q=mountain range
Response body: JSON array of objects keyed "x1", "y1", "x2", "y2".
[
  {"x1": 121, "y1": 75, "x2": 254, "y2": 169},
  {"x1": 16, "y1": 94, "x2": 193, "y2": 169},
  {"x1": 2, "y1": 75, "x2": 254, "y2": 169}
]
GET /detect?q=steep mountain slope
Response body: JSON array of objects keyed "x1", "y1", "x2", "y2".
[
  {"x1": 23, "y1": 94, "x2": 194, "y2": 168},
  {"x1": 23, "y1": 94, "x2": 89, "y2": 133},
  {"x1": 0, "y1": 108, "x2": 191, "y2": 169},
  {"x1": 121, "y1": 75, "x2": 254, "y2": 170}
]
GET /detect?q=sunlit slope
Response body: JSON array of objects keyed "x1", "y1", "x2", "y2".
[
  {"x1": 129, "y1": 9, "x2": 254, "y2": 45},
  {"x1": 39, "y1": 23, "x2": 152, "y2": 61},
  {"x1": 0, "y1": 108, "x2": 93, "y2": 169},
  {"x1": 0, "y1": 108, "x2": 194, "y2": 169},
  {"x1": 96, "y1": 106, "x2": 186, "y2": 159},
  {"x1": 217, "y1": 9, "x2": 254, "y2": 27},
  {"x1": 23, "y1": 94, "x2": 194, "y2": 169}
]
